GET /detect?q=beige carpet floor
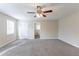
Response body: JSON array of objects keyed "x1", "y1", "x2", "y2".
[{"x1": 0, "y1": 39, "x2": 79, "y2": 56}]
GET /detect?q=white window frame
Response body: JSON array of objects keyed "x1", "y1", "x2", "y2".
[{"x1": 7, "y1": 20, "x2": 15, "y2": 35}]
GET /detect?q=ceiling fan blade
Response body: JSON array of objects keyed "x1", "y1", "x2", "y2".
[
  {"x1": 43, "y1": 10, "x2": 52, "y2": 13},
  {"x1": 43, "y1": 14, "x2": 46, "y2": 17},
  {"x1": 27, "y1": 12, "x2": 36, "y2": 14}
]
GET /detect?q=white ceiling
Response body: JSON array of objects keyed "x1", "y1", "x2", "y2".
[{"x1": 0, "y1": 3, "x2": 79, "y2": 21}]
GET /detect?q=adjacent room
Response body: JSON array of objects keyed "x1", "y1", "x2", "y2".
[{"x1": 0, "y1": 3, "x2": 79, "y2": 56}]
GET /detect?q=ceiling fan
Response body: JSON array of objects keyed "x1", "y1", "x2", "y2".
[{"x1": 27, "y1": 6, "x2": 53, "y2": 17}]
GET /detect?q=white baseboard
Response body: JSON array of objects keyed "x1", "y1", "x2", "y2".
[
  {"x1": 0, "y1": 39, "x2": 16, "y2": 48},
  {"x1": 59, "y1": 39, "x2": 79, "y2": 48}
]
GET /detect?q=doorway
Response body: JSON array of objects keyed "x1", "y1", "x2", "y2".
[{"x1": 34, "y1": 22, "x2": 41, "y2": 39}]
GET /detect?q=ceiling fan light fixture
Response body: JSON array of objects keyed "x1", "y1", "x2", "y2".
[
  {"x1": 36, "y1": 13, "x2": 43, "y2": 17},
  {"x1": 27, "y1": 5, "x2": 52, "y2": 18}
]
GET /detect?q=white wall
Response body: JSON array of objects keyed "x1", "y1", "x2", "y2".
[
  {"x1": 59, "y1": 11, "x2": 79, "y2": 48},
  {"x1": 18, "y1": 20, "x2": 58, "y2": 39},
  {"x1": 40, "y1": 20, "x2": 58, "y2": 39},
  {"x1": 0, "y1": 13, "x2": 17, "y2": 47},
  {"x1": 28, "y1": 21, "x2": 34, "y2": 39}
]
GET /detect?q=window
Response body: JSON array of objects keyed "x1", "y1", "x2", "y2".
[
  {"x1": 36, "y1": 23, "x2": 40, "y2": 30},
  {"x1": 7, "y1": 20, "x2": 15, "y2": 35}
]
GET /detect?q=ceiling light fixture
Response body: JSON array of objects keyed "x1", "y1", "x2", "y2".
[{"x1": 27, "y1": 5, "x2": 53, "y2": 18}]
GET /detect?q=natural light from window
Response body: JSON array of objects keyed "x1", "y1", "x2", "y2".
[
  {"x1": 36, "y1": 23, "x2": 40, "y2": 30},
  {"x1": 7, "y1": 20, "x2": 15, "y2": 35}
]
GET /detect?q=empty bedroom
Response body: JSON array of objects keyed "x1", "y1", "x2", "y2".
[{"x1": 0, "y1": 3, "x2": 79, "y2": 56}]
